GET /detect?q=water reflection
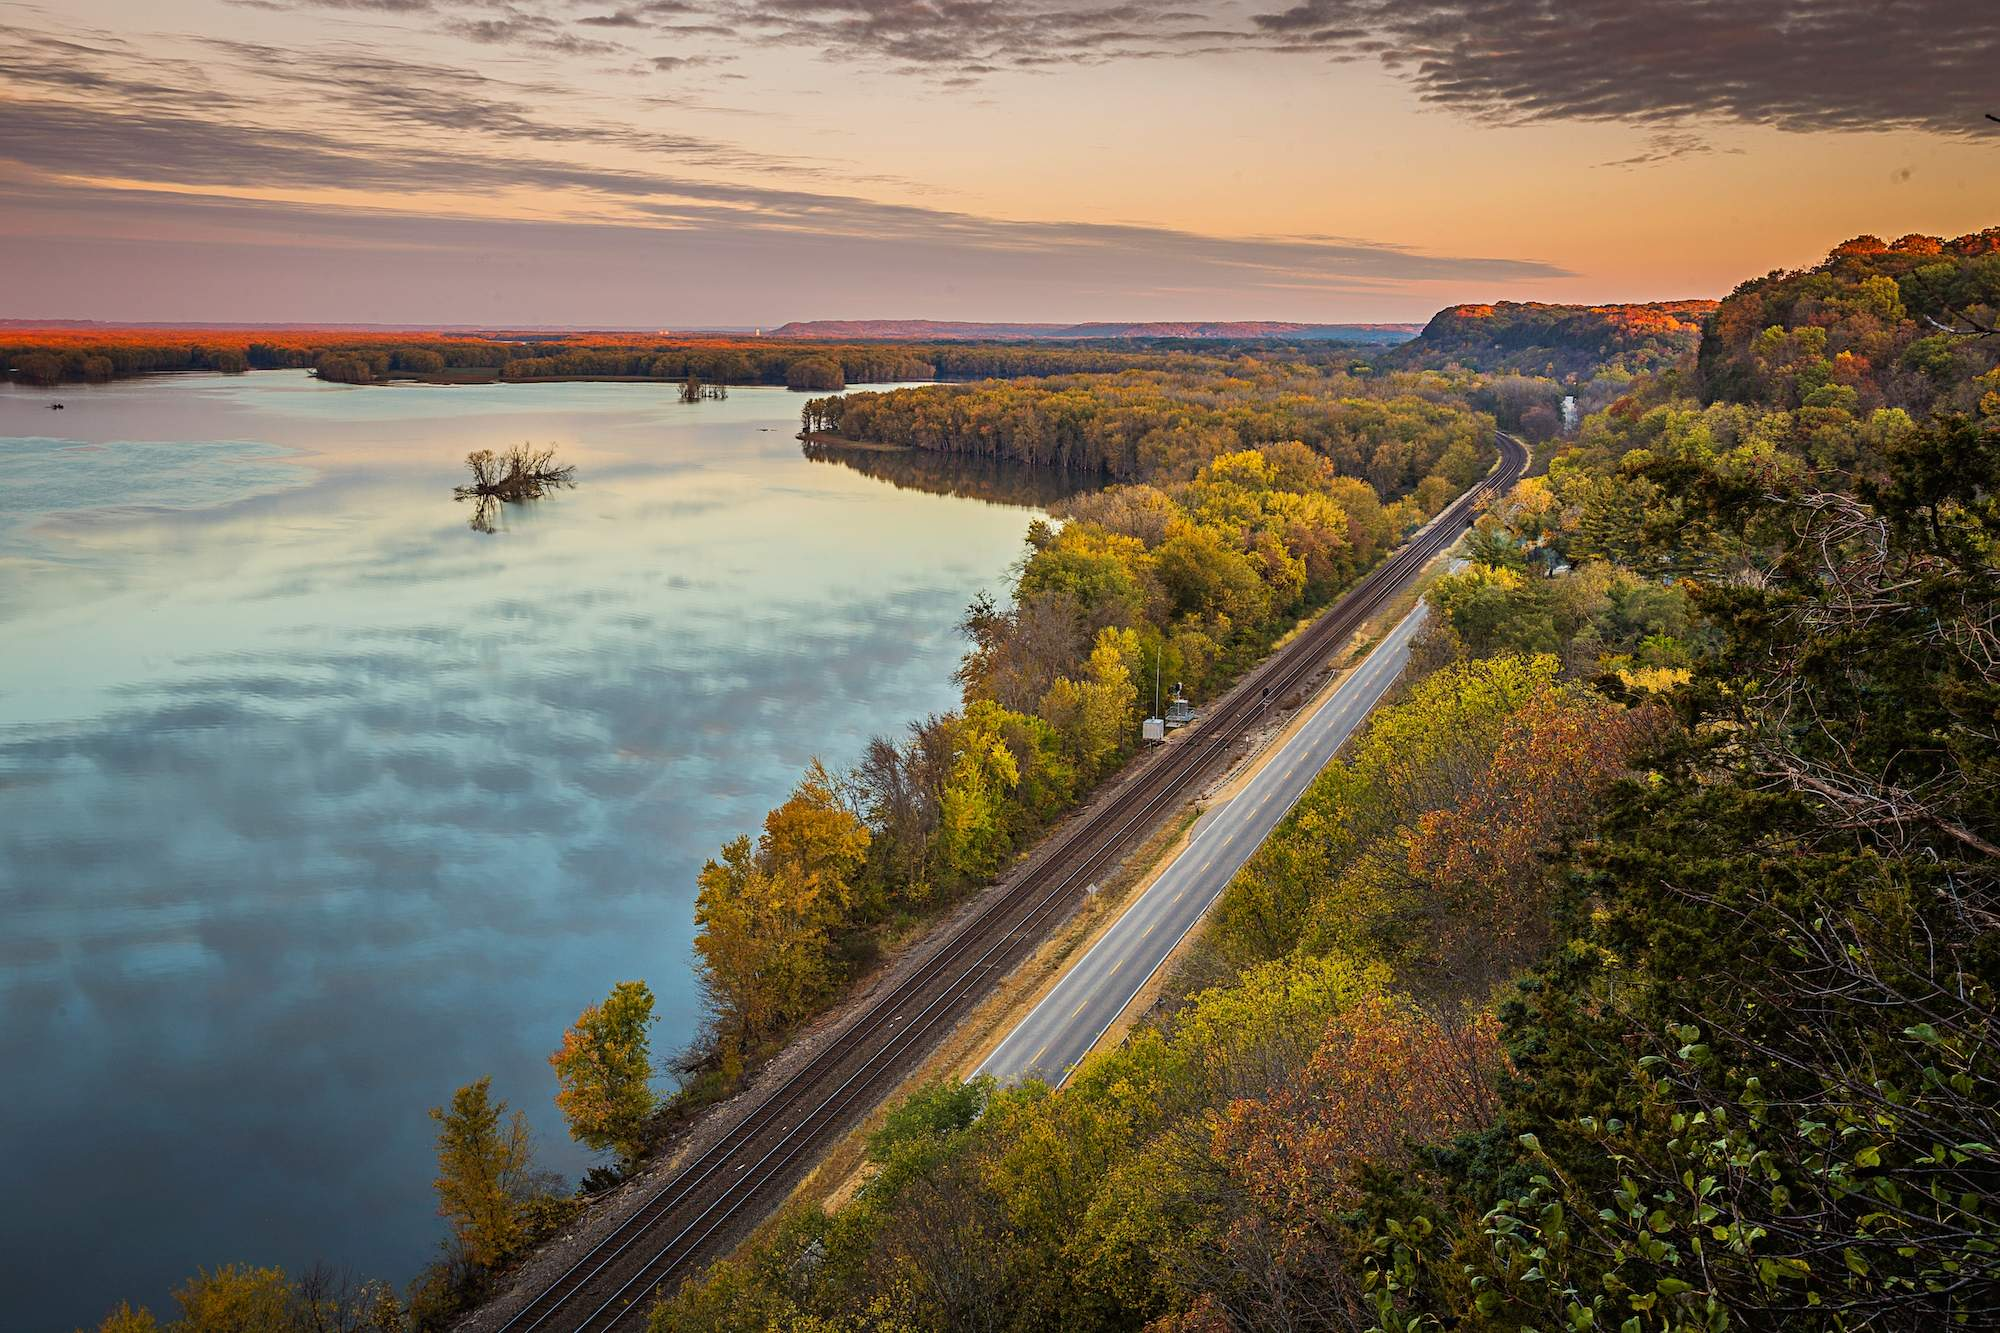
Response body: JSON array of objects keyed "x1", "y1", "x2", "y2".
[
  {"x1": 0, "y1": 373, "x2": 1059, "y2": 1330},
  {"x1": 802, "y1": 439, "x2": 1094, "y2": 509}
]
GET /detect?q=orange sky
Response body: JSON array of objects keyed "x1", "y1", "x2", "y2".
[{"x1": 3, "y1": 0, "x2": 1996, "y2": 323}]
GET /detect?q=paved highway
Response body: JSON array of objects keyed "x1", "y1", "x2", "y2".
[{"x1": 976, "y1": 598, "x2": 1433, "y2": 1088}]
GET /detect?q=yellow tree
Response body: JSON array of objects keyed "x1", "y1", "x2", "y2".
[
  {"x1": 759, "y1": 759, "x2": 870, "y2": 923},
  {"x1": 934, "y1": 703, "x2": 1022, "y2": 882},
  {"x1": 696, "y1": 838, "x2": 830, "y2": 1057},
  {"x1": 81, "y1": 1304, "x2": 158, "y2": 1333},
  {"x1": 430, "y1": 1076, "x2": 538, "y2": 1267},
  {"x1": 693, "y1": 762, "x2": 871, "y2": 1056},
  {"x1": 1038, "y1": 626, "x2": 1141, "y2": 779},
  {"x1": 550, "y1": 980, "x2": 656, "y2": 1161},
  {"x1": 168, "y1": 1266, "x2": 293, "y2": 1333}
]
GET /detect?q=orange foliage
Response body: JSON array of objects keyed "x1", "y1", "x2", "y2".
[
  {"x1": 1405, "y1": 688, "x2": 1654, "y2": 976},
  {"x1": 1219, "y1": 996, "x2": 1506, "y2": 1213},
  {"x1": 1151, "y1": 997, "x2": 1507, "y2": 1330}
]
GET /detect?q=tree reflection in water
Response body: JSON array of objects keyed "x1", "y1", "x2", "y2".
[{"x1": 801, "y1": 440, "x2": 1093, "y2": 510}]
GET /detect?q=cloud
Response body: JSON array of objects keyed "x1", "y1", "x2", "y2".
[
  {"x1": 0, "y1": 3, "x2": 1574, "y2": 322},
  {"x1": 1248, "y1": 0, "x2": 2000, "y2": 138},
  {"x1": 162, "y1": 0, "x2": 2000, "y2": 128},
  {"x1": 0, "y1": 27, "x2": 1568, "y2": 324},
  {"x1": 1596, "y1": 130, "x2": 1742, "y2": 169},
  {"x1": 1, "y1": 27, "x2": 789, "y2": 176},
  {"x1": 705, "y1": 0, "x2": 1243, "y2": 72},
  {"x1": 449, "y1": 13, "x2": 627, "y2": 54},
  {"x1": 230, "y1": 0, "x2": 632, "y2": 54},
  {"x1": 0, "y1": 169, "x2": 1567, "y2": 325}
]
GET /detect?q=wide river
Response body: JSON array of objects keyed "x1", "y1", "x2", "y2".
[{"x1": 0, "y1": 371, "x2": 1071, "y2": 1330}]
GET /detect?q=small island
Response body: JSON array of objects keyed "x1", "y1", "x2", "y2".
[{"x1": 454, "y1": 443, "x2": 575, "y2": 533}]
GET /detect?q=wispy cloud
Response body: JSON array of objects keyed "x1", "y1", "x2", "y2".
[
  {"x1": 0, "y1": 96, "x2": 1562, "y2": 282},
  {"x1": 1596, "y1": 131, "x2": 1742, "y2": 169},
  {"x1": 0, "y1": 162, "x2": 1568, "y2": 325}
]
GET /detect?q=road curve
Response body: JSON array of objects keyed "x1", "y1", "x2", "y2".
[
  {"x1": 976, "y1": 596, "x2": 1433, "y2": 1088},
  {"x1": 479, "y1": 431, "x2": 1528, "y2": 1333}
]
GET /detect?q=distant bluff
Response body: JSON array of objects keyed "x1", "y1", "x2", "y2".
[
  {"x1": 1383, "y1": 299, "x2": 1717, "y2": 383},
  {"x1": 765, "y1": 319, "x2": 1422, "y2": 342}
]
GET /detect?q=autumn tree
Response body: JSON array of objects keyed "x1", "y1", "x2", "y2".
[
  {"x1": 932, "y1": 702, "x2": 1022, "y2": 882},
  {"x1": 694, "y1": 761, "x2": 872, "y2": 1060},
  {"x1": 1172, "y1": 996, "x2": 1506, "y2": 1329},
  {"x1": 1402, "y1": 684, "x2": 1650, "y2": 992},
  {"x1": 429, "y1": 1076, "x2": 539, "y2": 1267},
  {"x1": 14, "y1": 351, "x2": 63, "y2": 385},
  {"x1": 550, "y1": 980, "x2": 657, "y2": 1161},
  {"x1": 785, "y1": 356, "x2": 846, "y2": 391},
  {"x1": 82, "y1": 1303, "x2": 158, "y2": 1333},
  {"x1": 1037, "y1": 625, "x2": 1140, "y2": 778},
  {"x1": 168, "y1": 1265, "x2": 294, "y2": 1333}
]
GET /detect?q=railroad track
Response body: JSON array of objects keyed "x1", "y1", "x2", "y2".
[{"x1": 487, "y1": 431, "x2": 1529, "y2": 1333}]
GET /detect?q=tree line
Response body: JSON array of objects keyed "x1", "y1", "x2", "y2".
[
  {"x1": 1, "y1": 327, "x2": 1271, "y2": 389},
  {"x1": 801, "y1": 365, "x2": 1493, "y2": 486}
]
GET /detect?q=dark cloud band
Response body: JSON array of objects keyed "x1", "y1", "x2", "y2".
[{"x1": 1249, "y1": 0, "x2": 2000, "y2": 137}]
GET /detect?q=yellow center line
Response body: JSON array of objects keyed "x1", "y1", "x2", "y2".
[
  {"x1": 1071, "y1": 1000, "x2": 1088, "y2": 1019},
  {"x1": 1108, "y1": 957, "x2": 1122, "y2": 974},
  {"x1": 1032, "y1": 1042, "x2": 1048, "y2": 1064}
]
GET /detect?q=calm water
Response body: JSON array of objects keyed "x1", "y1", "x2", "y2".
[{"x1": 0, "y1": 372, "x2": 1064, "y2": 1330}]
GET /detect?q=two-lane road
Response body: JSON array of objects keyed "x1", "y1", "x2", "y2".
[{"x1": 977, "y1": 598, "x2": 1432, "y2": 1087}]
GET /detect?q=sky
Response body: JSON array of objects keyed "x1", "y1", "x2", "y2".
[{"x1": 2, "y1": 0, "x2": 1997, "y2": 325}]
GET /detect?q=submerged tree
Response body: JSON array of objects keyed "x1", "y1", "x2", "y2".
[
  {"x1": 454, "y1": 443, "x2": 576, "y2": 533},
  {"x1": 680, "y1": 373, "x2": 727, "y2": 402},
  {"x1": 455, "y1": 443, "x2": 575, "y2": 501}
]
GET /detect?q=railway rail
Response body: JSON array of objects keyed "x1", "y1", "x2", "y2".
[{"x1": 485, "y1": 430, "x2": 1529, "y2": 1333}]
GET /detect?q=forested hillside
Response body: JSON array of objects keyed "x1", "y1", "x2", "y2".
[
  {"x1": 1698, "y1": 229, "x2": 2000, "y2": 413},
  {"x1": 1384, "y1": 300, "x2": 1715, "y2": 385},
  {"x1": 769, "y1": 320, "x2": 1418, "y2": 342},
  {"x1": 653, "y1": 232, "x2": 2000, "y2": 1332},
  {"x1": 803, "y1": 367, "x2": 1490, "y2": 486}
]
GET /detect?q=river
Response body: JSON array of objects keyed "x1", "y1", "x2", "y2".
[{"x1": 0, "y1": 371, "x2": 1073, "y2": 1329}]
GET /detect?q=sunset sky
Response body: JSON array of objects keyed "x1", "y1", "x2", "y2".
[{"x1": 5, "y1": 0, "x2": 1997, "y2": 325}]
